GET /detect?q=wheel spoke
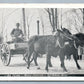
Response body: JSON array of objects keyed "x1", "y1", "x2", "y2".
[
  {"x1": 1, "y1": 56, "x2": 5, "y2": 62},
  {"x1": 2, "y1": 57, "x2": 6, "y2": 64},
  {"x1": 4, "y1": 59, "x2": 7, "y2": 64},
  {"x1": 3, "y1": 55, "x2": 8, "y2": 65}
]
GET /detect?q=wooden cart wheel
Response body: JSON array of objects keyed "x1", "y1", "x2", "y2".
[{"x1": 1, "y1": 43, "x2": 11, "y2": 66}]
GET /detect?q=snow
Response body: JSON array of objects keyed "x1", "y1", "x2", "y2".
[{"x1": 0, "y1": 54, "x2": 84, "y2": 76}]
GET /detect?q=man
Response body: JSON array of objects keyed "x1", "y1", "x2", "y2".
[{"x1": 11, "y1": 23, "x2": 24, "y2": 43}]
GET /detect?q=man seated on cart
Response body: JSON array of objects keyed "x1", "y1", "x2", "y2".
[{"x1": 11, "y1": 23, "x2": 24, "y2": 43}]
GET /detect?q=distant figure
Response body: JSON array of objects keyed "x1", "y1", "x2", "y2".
[
  {"x1": 0, "y1": 34, "x2": 3, "y2": 44},
  {"x1": 78, "y1": 46, "x2": 83, "y2": 60},
  {"x1": 11, "y1": 23, "x2": 24, "y2": 43}
]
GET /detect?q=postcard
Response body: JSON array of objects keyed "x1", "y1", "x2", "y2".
[{"x1": 0, "y1": 4, "x2": 84, "y2": 81}]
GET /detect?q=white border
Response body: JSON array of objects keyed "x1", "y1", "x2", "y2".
[
  {"x1": 0, "y1": 77, "x2": 84, "y2": 81},
  {"x1": 0, "y1": 4, "x2": 84, "y2": 8},
  {"x1": 0, "y1": 3, "x2": 84, "y2": 81}
]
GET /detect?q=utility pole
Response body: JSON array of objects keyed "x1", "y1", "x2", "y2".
[{"x1": 22, "y1": 8, "x2": 26, "y2": 37}]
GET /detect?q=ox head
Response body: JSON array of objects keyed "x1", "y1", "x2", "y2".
[
  {"x1": 58, "y1": 28, "x2": 83, "y2": 48},
  {"x1": 55, "y1": 28, "x2": 84, "y2": 50},
  {"x1": 74, "y1": 33, "x2": 84, "y2": 47},
  {"x1": 55, "y1": 29, "x2": 73, "y2": 48},
  {"x1": 60, "y1": 28, "x2": 83, "y2": 48},
  {"x1": 61, "y1": 29, "x2": 84, "y2": 48}
]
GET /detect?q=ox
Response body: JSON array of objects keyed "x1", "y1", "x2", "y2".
[
  {"x1": 25, "y1": 29, "x2": 74, "y2": 71},
  {"x1": 26, "y1": 28, "x2": 84, "y2": 72}
]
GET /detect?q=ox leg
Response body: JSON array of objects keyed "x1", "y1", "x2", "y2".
[
  {"x1": 27, "y1": 51, "x2": 33, "y2": 69},
  {"x1": 60, "y1": 56, "x2": 67, "y2": 72},
  {"x1": 23, "y1": 53, "x2": 28, "y2": 62},
  {"x1": 49, "y1": 56, "x2": 53, "y2": 67},
  {"x1": 33, "y1": 52, "x2": 38, "y2": 66},
  {"x1": 73, "y1": 55, "x2": 81, "y2": 69},
  {"x1": 45, "y1": 54, "x2": 50, "y2": 72},
  {"x1": 33, "y1": 52, "x2": 41, "y2": 69}
]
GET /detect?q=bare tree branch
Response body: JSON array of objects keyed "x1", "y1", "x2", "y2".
[
  {"x1": 79, "y1": 8, "x2": 83, "y2": 13},
  {"x1": 44, "y1": 8, "x2": 52, "y2": 15}
]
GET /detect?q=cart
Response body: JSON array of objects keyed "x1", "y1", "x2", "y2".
[{"x1": 0, "y1": 41, "x2": 28, "y2": 66}]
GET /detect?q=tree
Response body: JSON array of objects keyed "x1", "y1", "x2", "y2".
[
  {"x1": 27, "y1": 17, "x2": 30, "y2": 39},
  {"x1": 45, "y1": 8, "x2": 58, "y2": 33},
  {"x1": 26, "y1": 14, "x2": 33, "y2": 39},
  {"x1": 38, "y1": 9, "x2": 45, "y2": 35},
  {"x1": 62, "y1": 8, "x2": 82, "y2": 33},
  {"x1": 72, "y1": 9, "x2": 83, "y2": 32}
]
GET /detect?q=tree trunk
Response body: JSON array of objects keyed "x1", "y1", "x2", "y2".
[
  {"x1": 45, "y1": 8, "x2": 58, "y2": 33},
  {"x1": 51, "y1": 8, "x2": 55, "y2": 32},
  {"x1": 22, "y1": 8, "x2": 26, "y2": 37},
  {"x1": 55, "y1": 8, "x2": 58, "y2": 29},
  {"x1": 27, "y1": 17, "x2": 30, "y2": 39},
  {"x1": 83, "y1": 8, "x2": 84, "y2": 28}
]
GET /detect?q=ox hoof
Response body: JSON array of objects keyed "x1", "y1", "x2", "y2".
[
  {"x1": 78, "y1": 66, "x2": 81, "y2": 70},
  {"x1": 27, "y1": 67, "x2": 29, "y2": 69},
  {"x1": 45, "y1": 68, "x2": 49, "y2": 72},
  {"x1": 65, "y1": 70, "x2": 67, "y2": 72},
  {"x1": 63, "y1": 70, "x2": 67, "y2": 72},
  {"x1": 23, "y1": 57, "x2": 25, "y2": 60},
  {"x1": 49, "y1": 65, "x2": 53, "y2": 67},
  {"x1": 63, "y1": 69, "x2": 67, "y2": 72},
  {"x1": 46, "y1": 69, "x2": 49, "y2": 72},
  {"x1": 49, "y1": 63, "x2": 53, "y2": 67},
  {"x1": 37, "y1": 66, "x2": 40, "y2": 69}
]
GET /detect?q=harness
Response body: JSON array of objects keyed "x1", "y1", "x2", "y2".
[
  {"x1": 56, "y1": 37, "x2": 65, "y2": 48},
  {"x1": 55, "y1": 29, "x2": 74, "y2": 49},
  {"x1": 57, "y1": 36, "x2": 78, "y2": 49},
  {"x1": 74, "y1": 40, "x2": 78, "y2": 49}
]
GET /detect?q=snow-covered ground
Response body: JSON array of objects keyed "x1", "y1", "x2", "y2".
[{"x1": 0, "y1": 54, "x2": 84, "y2": 76}]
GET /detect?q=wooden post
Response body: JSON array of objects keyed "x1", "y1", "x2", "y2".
[{"x1": 37, "y1": 20, "x2": 40, "y2": 35}]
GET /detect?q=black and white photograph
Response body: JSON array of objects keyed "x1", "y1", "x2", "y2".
[{"x1": 0, "y1": 4, "x2": 84, "y2": 81}]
